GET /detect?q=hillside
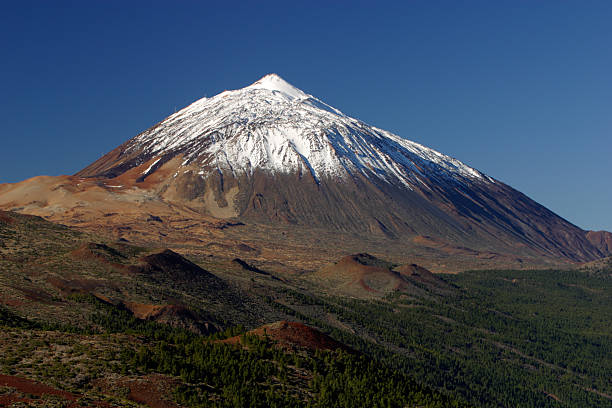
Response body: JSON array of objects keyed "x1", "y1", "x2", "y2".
[
  {"x1": 312, "y1": 253, "x2": 451, "y2": 298},
  {"x1": 2, "y1": 212, "x2": 612, "y2": 407}
]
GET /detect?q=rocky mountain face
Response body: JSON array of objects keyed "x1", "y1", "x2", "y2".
[
  {"x1": 585, "y1": 230, "x2": 612, "y2": 254},
  {"x1": 70, "y1": 74, "x2": 608, "y2": 262}
]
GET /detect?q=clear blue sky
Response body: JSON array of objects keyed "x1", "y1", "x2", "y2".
[{"x1": 1, "y1": 1, "x2": 611, "y2": 231}]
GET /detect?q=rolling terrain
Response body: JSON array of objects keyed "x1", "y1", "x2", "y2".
[{"x1": 1, "y1": 211, "x2": 611, "y2": 407}]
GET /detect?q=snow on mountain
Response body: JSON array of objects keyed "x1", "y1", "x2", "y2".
[
  {"x1": 25, "y1": 73, "x2": 610, "y2": 263},
  {"x1": 247, "y1": 73, "x2": 309, "y2": 99},
  {"x1": 124, "y1": 74, "x2": 491, "y2": 188}
]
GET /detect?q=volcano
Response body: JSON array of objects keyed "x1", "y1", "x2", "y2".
[{"x1": 2, "y1": 74, "x2": 610, "y2": 263}]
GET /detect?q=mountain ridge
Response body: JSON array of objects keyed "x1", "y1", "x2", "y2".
[{"x1": 1, "y1": 74, "x2": 609, "y2": 264}]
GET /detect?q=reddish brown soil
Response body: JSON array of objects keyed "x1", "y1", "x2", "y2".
[
  {"x1": 70, "y1": 244, "x2": 111, "y2": 262},
  {"x1": 0, "y1": 295, "x2": 25, "y2": 307},
  {"x1": 124, "y1": 301, "x2": 167, "y2": 319},
  {"x1": 0, "y1": 374, "x2": 103, "y2": 407},
  {"x1": 47, "y1": 276, "x2": 110, "y2": 295},
  {"x1": 94, "y1": 374, "x2": 180, "y2": 408},
  {"x1": 393, "y1": 263, "x2": 441, "y2": 286},
  {"x1": 394, "y1": 263, "x2": 432, "y2": 277},
  {"x1": 69, "y1": 243, "x2": 133, "y2": 274},
  {"x1": 223, "y1": 321, "x2": 351, "y2": 352},
  {"x1": 315, "y1": 254, "x2": 405, "y2": 297},
  {"x1": 9, "y1": 286, "x2": 55, "y2": 304},
  {"x1": 315, "y1": 254, "x2": 452, "y2": 297},
  {"x1": 0, "y1": 211, "x2": 14, "y2": 224},
  {"x1": 126, "y1": 377, "x2": 180, "y2": 408},
  {"x1": 321, "y1": 254, "x2": 387, "y2": 278},
  {"x1": 0, "y1": 394, "x2": 31, "y2": 406},
  {"x1": 122, "y1": 302, "x2": 215, "y2": 335}
]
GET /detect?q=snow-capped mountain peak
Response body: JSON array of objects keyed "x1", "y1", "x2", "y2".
[
  {"x1": 246, "y1": 73, "x2": 309, "y2": 100},
  {"x1": 88, "y1": 74, "x2": 491, "y2": 189},
  {"x1": 71, "y1": 74, "x2": 610, "y2": 263}
]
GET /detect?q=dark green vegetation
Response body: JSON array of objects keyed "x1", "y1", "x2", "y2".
[
  {"x1": 251, "y1": 270, "x2": 612, "y2": 407},
  {"x1": 122, "y1": 323, "x2": 459, "y2": 407},
  {"x1": 1, "y1": 211, "x2": 611, "y2": 407},
  {"x1": 0, "y1": 297, "x2": 460, "y2": 408},
  {"x1": 312, "y1": 269, "x2": 612, "y2": 408}
]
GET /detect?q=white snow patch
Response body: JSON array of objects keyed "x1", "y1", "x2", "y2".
[
  {"x1": 143, "y1": 158, "x2": 161, "y2": 175},
  {"x1": 246, "y1": 73, "x2": 308, "y2": 100},
  {"x1": 124, "y1": 74, "x2": 491, "y2": 189}
]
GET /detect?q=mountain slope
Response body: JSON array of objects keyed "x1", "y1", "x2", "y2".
[
  {"x1": 69, "y1": 74, "x2": 607, "y2": 262},
  {"x1": 77, "y1": 74, "x2": 488, "y2": 187}
]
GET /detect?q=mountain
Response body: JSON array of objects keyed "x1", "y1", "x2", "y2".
[
  {"x1": 77, "y1": 74, "x2": 488, "y2": 186},
  {"x1": 66, "y1": 73, "x2": 604, "y2": 262}
]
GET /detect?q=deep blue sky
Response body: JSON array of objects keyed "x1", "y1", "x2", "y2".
[{"x1": 1, "y1": 1, "x2": 611, "y2": 231}]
